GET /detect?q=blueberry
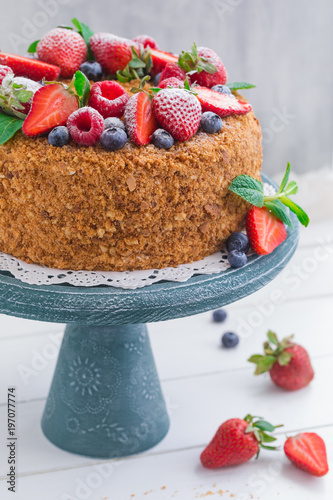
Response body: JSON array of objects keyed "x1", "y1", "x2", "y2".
[
  {"x1": 152, "y1": 129, "x2": 174, "y2": 149},
  {"x1": 213, "y1": 309, "x2": 227, "y2": 323},
  {"x1": 79, "y1": 61, "x2": 103, "y2": 82},
  {"x1": 226, "y1": 232, "x2": 250, "y2": 253},
  {"x1": 222, "y1": 332, "x2": 239, "y2": 348},
  {"x1": 227, "y1": 250, "x2": 247, "y2": 268},
  {"x1": 200, "y1": 112, "x2": 223, "y2": 134},
  {"x1": 211, "y1": 84, "x2": 232, "y2": 95},
  {"x1": 48, "y1": 126, "x2": 70, "y2": 147},
  {"x1": 104, "y1": 117, "x2": 126, "y2": 132},
  {"x1": 100, "y1": 127, "x2": 127, "y2": 151},
  {"x1": 154, "y1": 72, "x2": 161, "y2": 86}
]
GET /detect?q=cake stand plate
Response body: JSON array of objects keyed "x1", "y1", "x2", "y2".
[{"x1": 0, "y1": 175, "x2": 299, "y2": 459}]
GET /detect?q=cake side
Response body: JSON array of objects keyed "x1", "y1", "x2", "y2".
[{"x1": 0, "y1": 106, "x2": 261, "y2": 271}]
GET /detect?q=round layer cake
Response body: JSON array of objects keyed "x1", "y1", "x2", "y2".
[{"x1": 0, "y1": 99, "x2": 262, "y2": 271}]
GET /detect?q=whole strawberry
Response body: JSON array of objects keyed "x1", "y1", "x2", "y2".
[
  {"x1": 178, "y1": 43, "x2": 227, "y2": 88},
  {"x1": 159, "y1": 77, "x2": 184, "y2": 89},
  {"x1": 37, "y1": 28, "x2": 87, "y2": 78},
  {"x1": 284, "y1": 432, "x2": 329, "y2": 477},
  {"x1": 201, "y1": 414, "x2": 281, "y2": 468},
  {"x1": 248, "y1": 331, "x2": 314, "y2": 391},
  {"x1": 132, "y1": 34, "x2": 159, "y2": 49},
  {"x1": 90, "y1": 33, "x2": 133, "y2": 75},
  {"x1": 159, "y1": 62, "x2": 187, "y2": 84},
  {"x1": 0, "y1": 65, "x2": 13, "y2": 85},
  {"x1": 153, "y1": 88, "x2": 201, "y2": 141}
]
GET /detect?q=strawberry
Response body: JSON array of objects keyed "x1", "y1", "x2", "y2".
[
  {"x1": 201, "y1": 414, "x2": 281, "y2": 468},
  {"x1": 194, "y1": 85, "x2": 252, "y2": 117},
  {"x1": 132, "y1": 34, "x2": 159, "y2": 49},
  {"x1": 0, "y1": 74, "x2": 42, "y2": 119},
  {"x1": 10, "y1": 77, "x2": 42, "y2": 115},
  {"x1": 153, "y1": 88, "x2": 201, "y2": 141},
  {"x1": 90, "y1": 33, "x2": 133, "y2": 75},
  {"x1": 88, "y1": 81, "x2": 129, "y2": 118},
  {"x1": 248, "y1": 331, "x2": 314, "y2": 391},
  {"x1": 284, "y1": 433, "x2": 329, "y2": 477},
  {"x1": 159, "y1": 62, "x2": 187, "y2": 83},
  {"x1": 0, "y1": 52, "x2": 60, "y2": 82},
  {"x1": 37, "y1": 28, "x2": 87, "y2": 78},
  {"x1": 246, "y1": 206, "x2": 287, "y2": 255},
  {"x1": 22, "y1": 84, "x2": 78, "y2": 137},
  {"x1": 0, "y1": 65, "x2": 13, "y2": 85},
  {"x1": 124, "y1": 92, "x2": 158, "y2": 146},
  {"x1": 159, "y1": 77, "x2": 184, "y2": 89},
  {"x1": 149, "y1": 48, "x2": 178, "y2": 76},
  {"x1": 178, "y1": 44, "x2": 227, "y2": 88}
]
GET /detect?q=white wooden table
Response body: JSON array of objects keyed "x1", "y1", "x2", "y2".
[{"x1": 0, "y1": 219, "x2": 332, "y2": 499}]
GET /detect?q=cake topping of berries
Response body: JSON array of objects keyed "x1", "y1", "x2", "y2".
[
  {"x1": 90, "y1": 33, "x2": 134, "y2": 75},
  {"x1": 100, "y1": 127, "x2": 127, "y2": 151},
  {"x1": 79, "y1": 61, "x2": 103, "y2": 82},
  {"x1": 195, "y1": 85, "x2": 252, "y2": 117},
  {"x1": 36, "y1": 28, "x2": 87, "y2": 78},
  {"x1": 248, "y1": 331, "x2": 314, "y2": 391},
  {"x1": 0, "y1": 65, "x2": 14, "y2": 85},
  {"x1": 132, "y1": 35, "x2": 159, "y2": 50},
  {"x1": 200, "y1": 414, "x2": 282, "y2": 469},
  {"x1": 0, "y1": 52, "x2": 60, "y2": 82},
  {"x1": 178, "y1": 43, "x2": 227, "y2": 88},
  {"x1": 48, "y1": 126, "x2": 70, "y2": 147},
  {"x1": 67, "y1": 106, "x2": 104, "y2": 146},
  {"x1": 159, "y1": 77, "x2": 185, "y2": 89},
  {"x1": 159, "y1": 62, "x2": 187, "y2": 84},
  {"x1": 153, "y1": 88, "x2": 201, "y2": 141},
  {"x1": 104, "y1": 117, "x2": 126, "y2": 131},
  {"x1": 0, "y1": 74, "x2": 40, "y2": 119},
  {"x1": 246, "y1": 206, "x2": 288, "y2": 255},
  {"x1": 149, "y1": 48, "x2": 178, "y2": 75},
  {"x1": 124, "y1": 91, "x2": 158, "y2": 146},
  {"x1": 284, "y1": 433, "x2": 329, "y2": 477},
  {"x1": 88, "y1": 80, "x2": 130, "y2": 119},
  {"x1": 200, "y1": 111, "x2": 223, "y2": 134},
  {"x1": 152, "y1": 128, "x2": 174, "y2": 149},
  {"x1": 22, "y1": 83, "x2": 78, "y2": 137}
]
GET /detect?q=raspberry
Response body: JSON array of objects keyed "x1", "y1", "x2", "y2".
[
  {"x1": 88, "y1": 81, "x2": 130, "y2": 119},
  {"x1": 0, "y1": 65, "x2": 13, "y2": 85},
  {"x1": 67, "y1": 107, "x2": 104, "y2": 146},
  {"x1": 159, "y1": 77, "x2": 184, "y2": 89}
]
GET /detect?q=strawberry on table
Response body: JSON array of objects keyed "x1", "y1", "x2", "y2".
[
  {"x1": 149, "y1": 48, "x2": 178, "y2": 75},
  {"x1": 195, "y1": 85, "x2": 252, "y2": 117},
  {"x1": 36, "y1": 28, "x2": 87, "y2": 78},
  {"x1": 178, "y1": 43, "x2": 227, "y2": 88},
  {"x1": 22, "y1": 84, "x2": 78, "y2": 137},
  {"x1": 124, "y1": 92, "x2": 158, "y2": 146},
  {"x1": 153, "y1": 88, "x2": 201, "y2": 141},
  {"x1": 0, "y1": 52, "x2": 60, "y2": 82},
  {"x1": 90, "y1": 33, "x2": 133, "y2": 75},
  {"x1": 88, "y1": 81, "x2": 130, "y2": 118},
  {"x1": 284, "y1": 433, "x2": 329, "y2": 476},
  {"x1": 246, "y1": 206, "x2": 287, "y2": 255},
  {"x1": 201, "y1": 414, "x2": 282, "y2": 468},
  {"x1": 248, "y1": 331, "x2": 314, "y2": 391}
]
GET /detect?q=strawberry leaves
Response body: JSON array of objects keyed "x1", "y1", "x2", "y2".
[
  {"x1": 228, "y1": 162, "x2": 310, "y2": 228},
  {"x1": 248, "y1": 331, "x2": 295, "y2": 375},
  {"x1": 178, "y1": 42, "x2": 217, "y2": 75},
  {"x1": 0, "y1": 113, "x2": 23, "y2": 145},
  {"x1": 0, "y1": 74, "x2": 33, "y2": 119},
  {"x1": 243, "y1": 414, "x2": 282, "y2": 456}
]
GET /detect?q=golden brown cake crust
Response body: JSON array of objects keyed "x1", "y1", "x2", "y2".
[{"x1": 0, "y1": 97, "x2": 262, "y2": 271}]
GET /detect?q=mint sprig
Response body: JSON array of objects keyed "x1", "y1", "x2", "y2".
[
  {"x1": 0, "y1": 113, "x2": 23, "y2": 146},
  {"x1": 227, "y1": 82, "x2": 256, "y2": 91},
  {"x1": 228, "y1": 162, "x2": 310, "y2": 228},
  {"x1": 27, "y1": 40, "x2": 40, "y2": 53},
  {"x1": 74, "y1": 70, "x2": 90, "y2": 107}
]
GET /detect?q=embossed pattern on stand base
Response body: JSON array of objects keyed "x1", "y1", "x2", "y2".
[{"x1": 42, "y1": 324, "x2": 170, "y2": 458}]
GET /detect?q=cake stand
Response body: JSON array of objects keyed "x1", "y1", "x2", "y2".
[{"x1": 0, "y1": 175, "x2": 299, "y2": 459}]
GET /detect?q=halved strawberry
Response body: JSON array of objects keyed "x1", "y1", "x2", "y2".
[
  {"x1": 0, "y1": 52, "x2": 60, "y2": 82},
  {"x1": 194, "y1": 85, "x2": 252, "y2": 117},
  {"x1": 124, "y1": 92, "x2": 158, "y2": 146},
  {"x1": 246, "y1": 206, "x2": 287, "y2": 255},
  {"x1": 149, "y1": 49, "x2": 178, "y2": 75},
  {"x1": 284, "y1": 433, "x2": 329, "y2": 477},
  {"x1": 22, "y1": 84, "x2": 78, "y2": 137}
]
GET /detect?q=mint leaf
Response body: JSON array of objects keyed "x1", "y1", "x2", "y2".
[
  {"x1": 72, "y1": 18, "x2": 94, "y2": 60},
  {"x1": 74, "y1": 70, "x2": 90, "y2": 107},
  {"x1": 285, "y1": 180, "x2": 298, "y2": 196},
  {"x1": 264, "y1": 199, "x2": 293, "y2": 228},
  {"x1": 27, "y1": 40, "x2": 39, "y2": 53},
  {"x1": 229, "y1": 174, "x2": 264, "y2": 207},
  {"x1": 280, "y1": 196, "x2": 310, "y2": 227},
  {"x1": 227, "y1": 82, "x2": 256, "y2": 91},
  {"x1": 278, "y1": 162, "x2": 291, "y2": 193},
  {"x1": 0, "y1": 114, "x2": 23, "y2": 145}
]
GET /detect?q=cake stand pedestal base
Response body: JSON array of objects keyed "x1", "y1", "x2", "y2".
[{"x1": 41, "y1": 323, "x2": 169, "y2": 459}]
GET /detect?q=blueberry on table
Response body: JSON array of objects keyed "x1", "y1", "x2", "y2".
[
  {"x1": 213, "y1": 309, "x2": 227, "y2": 323},
  {"x1": 48, "y1": 126, "x2": 70, "y2": 147},
  {"x1": 152, "y1": 129, "x2": 174, "y2": 149},
  {"x1": 100, "y1": 127, "x2": 127, "y2": 151},
  {"x1": 200, "y1": 112, "x2": 223, "y2": 134},
  {"x1": 211, "y1": 84, "x2": 232, "y2": 95},
  {"x1": 79, "y1": 61, "x2": 103, "y2": 82},
  {"x1": 226, "y1": 232, "x2": 250, "y2": 253},
  {"x1": 227, "y1": 250, "x2": 247, "y2": 268},
  {"x1": 104, "y1": 117, "x2": 126, "y2": 132},
  {"x1": 222, "y1": 332, "x2": 239, "y2": 348}
]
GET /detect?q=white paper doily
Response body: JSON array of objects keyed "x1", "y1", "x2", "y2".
[{"x1": 0, "y1": 183, "x2": 275, "y2": 289}]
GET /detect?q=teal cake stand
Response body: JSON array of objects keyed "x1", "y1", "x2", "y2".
[{"x1": 0, "y1": 175, "x2": 299, "y2": 459}]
